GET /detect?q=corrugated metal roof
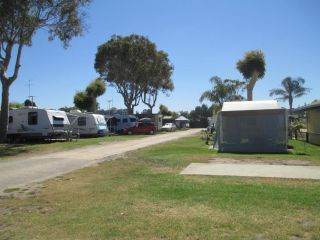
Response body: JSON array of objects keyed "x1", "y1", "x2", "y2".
[{"x1": 222, "y1": 100, "x2": 281, "y2": 111}]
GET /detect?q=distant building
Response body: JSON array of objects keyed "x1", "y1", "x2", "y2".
[
  {"x1": 175, "y1": 116, "x2": 190, "y2": 129},
  {"x1": 294, "y1": 101, "x2": 320, "y2": 145}
]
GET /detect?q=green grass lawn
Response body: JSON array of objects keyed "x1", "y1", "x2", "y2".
[
  {"x1": 212, "y1": 139, "x2": 320, "y2": 165},
  {"x1": 0, "y1": 135, "x2": 145, "y2": 160},
  {"x1": 1, "y1": 136, "x2": 320, "y2": 239}
]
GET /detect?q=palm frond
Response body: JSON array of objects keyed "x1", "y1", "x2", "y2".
[
  {"x1": 269, "y1": 88, "x2": 287, "y2": 97},
  {"x1": 199, "y1": 91, "x2": 214, "y2": 102}
]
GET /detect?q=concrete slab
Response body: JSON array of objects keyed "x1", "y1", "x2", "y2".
[{"x1": 181, "y1": 163, "x2": 320, "y2": 180}]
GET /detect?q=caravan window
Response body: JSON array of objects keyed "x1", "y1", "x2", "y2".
[
  {"x1": 130, "y1": 118, "x2": 136, "y2": 122},
  {"x1": 53, "y1": 116, "x2": 64, "y2": 127},
  {"x1": 78, "y1": 117, "x2": 86, "y2": 126},
  {"x1": 53, "y1": 116, "x2": 64, "y2": 121},
  {"x1": 28, "y1": 112, "x2": 38, "y2": 125}
]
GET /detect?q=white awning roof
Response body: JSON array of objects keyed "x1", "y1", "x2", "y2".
[
  {"x1": 222, "y1": 100, "x2": 281, "y2": 112},
  {"x1": 175, "y1": 116, "x2": 190, "y2": 121}
]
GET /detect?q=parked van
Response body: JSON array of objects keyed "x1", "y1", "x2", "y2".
[
  {"x1": 67, "y1": 111, "x2": 108, "y2": 137},
  {"x1": 7, "y1": 107, "x2": 71, "y2": 141},
  {"x1": 106, "y1": 114, "x2": 137, "y2": 133}
]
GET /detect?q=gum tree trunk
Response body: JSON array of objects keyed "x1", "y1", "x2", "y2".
[{"x1": 0, "y1": 82, "x2": 10, "y2": 142}]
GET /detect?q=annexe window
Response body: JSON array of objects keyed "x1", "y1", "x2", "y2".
[
  {"x1": 78, "y1": 117, "x2": 86, "y2": 126},
  {"x1": 9, "y1": 116, "x2": 13, "y2": 124},
  {"x1": 28, "y1": 112, "x2": 38, "y2": 125}
]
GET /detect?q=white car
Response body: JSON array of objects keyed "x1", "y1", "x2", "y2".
[{"x1": 161, "y1": 123, "x2": 176, "y2": 132}]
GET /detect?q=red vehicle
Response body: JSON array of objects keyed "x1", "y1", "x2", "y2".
[{"x1": 123, "y1": 122, "x2": 157, "y2": 135}]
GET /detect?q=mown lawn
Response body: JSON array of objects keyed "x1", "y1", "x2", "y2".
[
  {"x1": 212, "y1": 139, "x2": 320, "y2": 165},
  {"x1": 0, "y1": 135, "x2": 145, "y2": 160},
  {"x1": 0, "y1": 136, "x2": 320, "y2": 239}
]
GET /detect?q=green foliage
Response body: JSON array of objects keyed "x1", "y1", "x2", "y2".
[
  {"x1": 189, "y1": 104, "x2": 214, "y2": 128},
  {"x1": 269, "y1": 77, "x2": 310, "y2": 114},
  {"x1": 236, "y1": 50, "x2": 266, "y2": 80},
  {"x1": 159, "y1": 104, "x2": 171, "y2": 116},
  {"x1": 24, "y1": 99, "x2": 36, "y2": 107},
  {"x1": 86, "y1": 78, "x2": 106, "y2": 97},
  {"x1": 95, "y1": 34, "x2": 173, "y2": 114},
  {"x1": 9, "y1": 101, "x2": 23, "y2": 109},
  {"x1": 73, "y1": 91, "x2": 92, "y2": 112},
  {"x1": 73, "y1": 78, "x2": 106, "y2": 112},
  {"x1": 159, "y1": 104, "x2": 178, "y2": 118},
  {"x1": 236, "y1": 50, "x2": 266, "y2": 100},
  {"x1": 59, "y1": 106, "x2": 78, "y2": 112},
  {"x1": 141, "y1": 51, "x2": 174, "y2": 113},
  {"x1": 200, "y1": 76, "x2": 245, "y2": 108}
]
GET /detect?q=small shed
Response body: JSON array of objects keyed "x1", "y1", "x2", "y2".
[
  {"x1": 175, "y1": 116, "x2": 190, "y2": 129},
  {"x1": 215, "y1": 100, "x2": 288, "y2": 153},
  {"x1": 294, "y1": 101, "x2": 320, "y2": 145}
]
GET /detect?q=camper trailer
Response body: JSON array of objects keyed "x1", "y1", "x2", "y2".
[
  {"x1": 67, "y1": 112, "x2": 108, "y2": 137},
  {"x1": 7, "y1": 107, "x2": 71, "y2": 141},
  {"x1": 106, "y1": 114, "x2": 137, "y2": 133}
]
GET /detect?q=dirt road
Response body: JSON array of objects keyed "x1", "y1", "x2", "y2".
[{"x1": 0, "y1": 129, "x2": 200, "y2": 193}]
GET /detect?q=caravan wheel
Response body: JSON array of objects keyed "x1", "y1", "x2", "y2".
[{"x1": 128, "y1": 131, "x2": 133, "y2": 135}]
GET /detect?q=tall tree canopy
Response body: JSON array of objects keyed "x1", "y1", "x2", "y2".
[
  {"x1": 141, "y1": 51, "x2": 174, "y2": 113},
  {"x1": 236, "y1": 50, "x2": 266, "y2": 101},
  {"x1": 95, "y1": 34, "x2": 174, "y2": 114},
  {"x1": 199, "y1": 76, "x2": 245, "y2": 109},
  {"x1": 0, "y1": 0, "x2": 91, "y2": 141},
  {"x1": 74, "y1": 78, "x2": 106, "y2": 113},
  {"x1": 269, "y1": 77, "x2": 310, "y2": 114}
]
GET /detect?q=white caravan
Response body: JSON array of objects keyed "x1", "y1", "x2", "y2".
[
  {"x1": 67, "y1": 112, "x2": 108, "y2": 137},
  {"x1": 7, "y1": 107, "x2": 71, "y2": 141}
]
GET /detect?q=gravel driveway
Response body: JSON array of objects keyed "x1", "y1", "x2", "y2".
[{"x1": 0, "y1": 129, "x2": 200, "y2": 194}]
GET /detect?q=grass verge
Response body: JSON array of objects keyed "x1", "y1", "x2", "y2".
[
  {"x1": 0, "y1": 135, "x2": 145, "y2": 160},
  {"x1": 0, "y1": 135, "x2": 319, "y2": 239}
]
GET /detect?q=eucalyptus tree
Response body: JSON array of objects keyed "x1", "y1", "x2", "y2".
[
  {"x1": 0, "y1": 0, "x2": 91, "y2": 141},
  {"x1": 236, "y1": 50, "x2": 266, "y2": 101},
  {"x1": 141, "y1": 51, "x2": 174, "y2": 113},
  {"x1": 269, "y1": 77, "x2": 310, "y2": 114},
  {"x1": 199, "y1": 76, "x2": 245, "y2": 109},
  {"x1": 95, "y1": 34, "x2": 173, "y2": 114}
]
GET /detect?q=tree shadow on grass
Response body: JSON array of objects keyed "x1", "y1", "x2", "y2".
[{"x1": 0, "y1": 141, "x2": 51, "y2": 158}]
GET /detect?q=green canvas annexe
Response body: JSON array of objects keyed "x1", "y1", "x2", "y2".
[{"x1": 217, "y1": 109, "x2": 288, "y2": 153}]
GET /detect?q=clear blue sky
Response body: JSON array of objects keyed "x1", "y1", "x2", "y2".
[{"x1": 7, "y1": 0, "x2": 320, "y2": 113}]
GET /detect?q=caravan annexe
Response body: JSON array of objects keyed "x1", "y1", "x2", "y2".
[{"x1": 215, "y1": 101, "x2": 288, "y2": 153}]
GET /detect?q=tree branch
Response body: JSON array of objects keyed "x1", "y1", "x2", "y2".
[{"x1": 9, "y1": 41, "x2": 23, "y2": 85}]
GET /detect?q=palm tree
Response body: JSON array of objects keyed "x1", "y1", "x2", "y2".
[
  {"x1": 269, "y1": 77, "x2": 310, "y2": 114},
  {"x1": 237, "y1": 50, "x2": 266, "y2": 101},
  {"x1": 200, "y1": 76, "x2": 245, "y2": 109}
]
